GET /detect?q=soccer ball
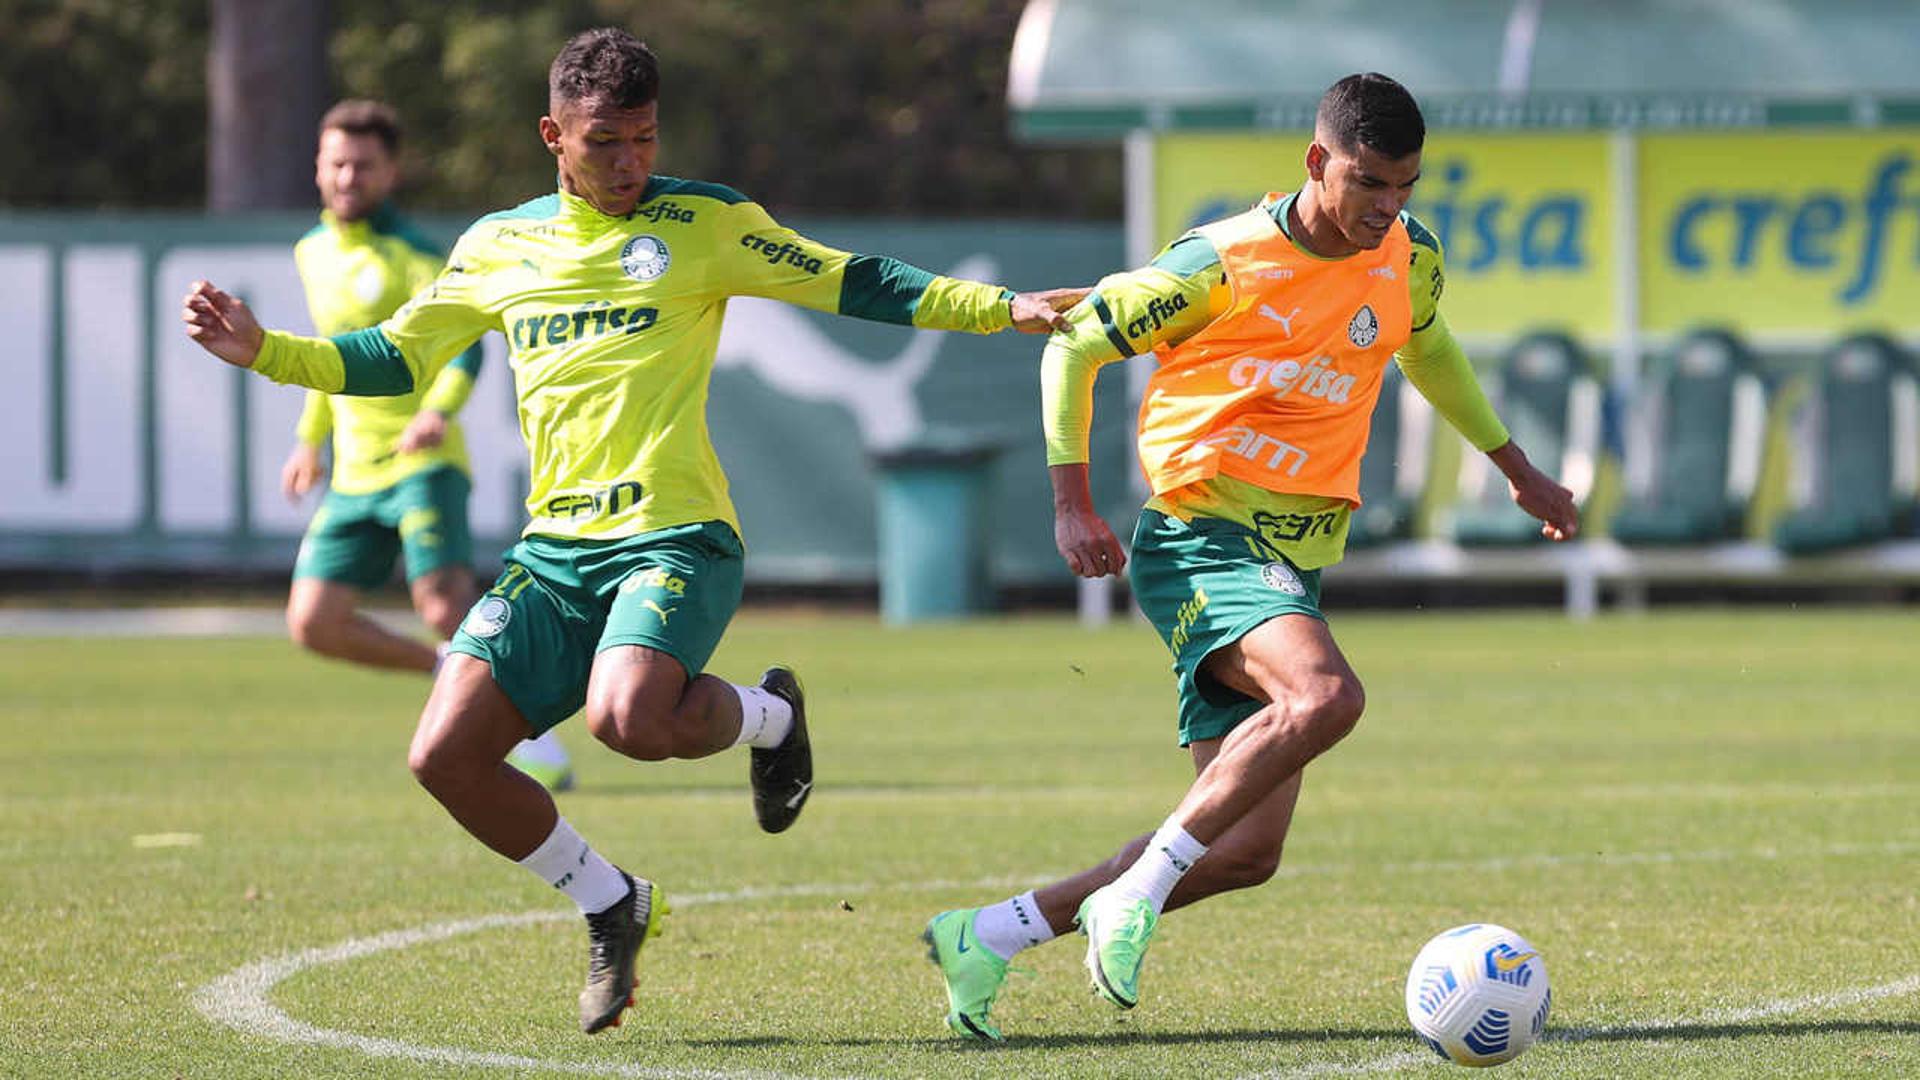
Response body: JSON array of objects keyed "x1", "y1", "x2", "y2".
[{"x1": 1404, "y1": 923, "x2": 1551, "y2": 1067}]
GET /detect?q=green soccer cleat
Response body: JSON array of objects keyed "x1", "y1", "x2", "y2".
[
  {"x1": 922, "y1": 908, "x2": 1009, "y2": 1041},
  {"x1": 1076, "y1": 887, "x2": 1158, "y2": 1010}
]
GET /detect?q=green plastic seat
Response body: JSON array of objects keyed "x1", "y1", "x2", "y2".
[
  {"x1": 1450, "y1": 334, "x2": 1603, "y2": 546},
  {"x1": 1612, "y1": 330, "x2": 1767, "y2": 545},
  {"x1": 1349, "y1": 365, "x2": 1429, "y2": 547},
  {"x1": 1773, "y1": 336, "x2": 1920, "y2": 554}
]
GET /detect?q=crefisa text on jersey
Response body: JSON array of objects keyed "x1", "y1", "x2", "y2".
[
  {"x1": 507, "y1": 302, "x2": 660, "y2": 351},
  {"x1": 739, "y1": 234, "x2": 826, "y2": 274},
  {"x1": 634, "y1": 200, "x2": 696, "y2": 224}
]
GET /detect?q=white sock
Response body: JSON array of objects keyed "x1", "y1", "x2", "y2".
[
  {"x1": 511, "y1": 729, "x2": 570, "y2": 769},
  {"x1": 517, "y1": 817, "x2": 629, "y2": 914},
  {"x1": 972, "y1": 890, "x2": 1056, "y2": 960},
  {"x1": 728, "y1": 683, "x2": 794, "y2": 749},
  {"x1": 1110, "y1": 819, "x2": 1209, "y2": 915}
]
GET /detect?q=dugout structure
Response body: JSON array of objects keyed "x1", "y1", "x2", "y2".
[{"x1": 1008, "y1": 0, "x2": 1920, "y2": 617}]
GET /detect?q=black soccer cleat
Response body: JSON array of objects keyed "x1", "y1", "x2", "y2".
[
  {"x1": 579, "y1": 871, "x2": 667, "y2": 1034},
  {"x1": 749, "y1": 666, "x2": 812, "y2": 833}
]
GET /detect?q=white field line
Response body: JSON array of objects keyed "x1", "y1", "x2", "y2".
[
  {"x1": 196, "y1": 855, "x2": 1920, "y2": 1080},
  {"x1": 1240, "y1": 973, "x2": 1920, "y2": 1079},
  {"x1": 0, "y1": 606, "x2": 411, "y2": 638},
  {"x1": 193, "y1": 910, "x2": 770, "y2": 1080},
  {"x1": 193, "y1": 874, "x2": 1037, "y2": 1080},
  {"x1": 1554, "y1": 972, "x2": 1920, "y2": 1038},
  {"x1": 1277, "y1": 839, "x2": 1920, "y2": 880}
]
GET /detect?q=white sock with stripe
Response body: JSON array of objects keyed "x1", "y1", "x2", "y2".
[
  {"x1": 971, "y1": 890, "x2": 1056, "y2": 960},
  {"x1": 517, "y1": 817, "x2": 629, "y2": 915},
  {"x1": 728, "y1": 683, "x2": 793, "y2": 749},
  {"x1": 1109, "y1": 819, "x2": 1208, "y2": 915}
]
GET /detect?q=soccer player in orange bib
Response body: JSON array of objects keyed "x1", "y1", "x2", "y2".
[{"x1": 924, "y1": 73, "x2": 1579, "y2": 1039}]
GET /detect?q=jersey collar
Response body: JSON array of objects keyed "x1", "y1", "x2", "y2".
[
  {"x1": 318, "y1": 202, "x2": 398, "y2": 241},
  {"x1": 556, "y1": 186, "x2": 667, "y2": 231}
]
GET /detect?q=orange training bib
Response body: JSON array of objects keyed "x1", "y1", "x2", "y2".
[{"x1": 1136, "y1": 197, "x2": 1412, "y2": 505}]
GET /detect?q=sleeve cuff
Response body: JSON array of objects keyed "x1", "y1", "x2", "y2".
[{"x1": 252, "y1": 331, "x2": 346, "y2": 393}]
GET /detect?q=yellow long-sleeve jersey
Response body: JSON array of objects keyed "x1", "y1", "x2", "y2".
[
  {"x1": 290, "y1": 205, "x2": 482, "y2": 495},
  {"x1": 254, "y1": 179, "x2": 1016, "y2": 541}
]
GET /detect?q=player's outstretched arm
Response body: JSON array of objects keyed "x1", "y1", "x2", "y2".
[
  {"x1": 1488, "y1": 441, "x2": 1579, "y2": 541},
  {"x1": 1049, "y1": 463, "x2": 1126, "y2": 578},
  {"x1": 722, "y1": 199, "x2": 1090, "y2": 335},
  {"x1": 181, "y1": 281, "x2": 265, "y2": 367}
]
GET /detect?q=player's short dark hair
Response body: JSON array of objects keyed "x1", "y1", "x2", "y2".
[
  {"x1": 549, "y1": 27, "x2": 660, "y2": 110},
  {"x1": 1316, "y1": 73, "x2": 1425, "y2": 159},
  {"x1": 320, "y1": 99, "x2": 402, "y2": 154}
]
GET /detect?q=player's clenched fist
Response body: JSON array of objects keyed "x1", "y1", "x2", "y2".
[{"x1": 181, "y1": 280, "x2": 265, "y2": 368}]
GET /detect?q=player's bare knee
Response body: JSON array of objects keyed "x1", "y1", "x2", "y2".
[
  {"x1": 286, "y1": 605, "x2": 337, "y2": 653},
  {"x1": 1293, "y1": 674, "x2": 1365, "y2": 751},
  {"x1": 407, "y1": 728, "x2": 468, "y2": 795},
  {"x1": 586, "y1": 700, "x2": 673, "y2": 761}
]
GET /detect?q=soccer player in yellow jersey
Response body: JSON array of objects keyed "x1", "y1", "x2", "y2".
[
  {"x1": 183, "y1": 28, "x2": 1081, "y2": 1034},
  {"x1": 285, "y1": 99, "x2": 574, "y2": 792},
  {"x1": 924, "y1": 74, "x2": 1580, "y2": 1039}
]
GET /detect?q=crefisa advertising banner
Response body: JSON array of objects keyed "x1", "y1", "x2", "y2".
[
  {"x1": 1638, "y1": 132, "x2": 1920, "y2": 335},
  {"x1": 1153, "y1": 130, "x2": 1919, "y2": 343}
]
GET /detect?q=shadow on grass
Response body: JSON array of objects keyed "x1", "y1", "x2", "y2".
[
  {"x1": 680, "y1": 1018, "x2": 1920, "y2": 1052},
  {"x1": 683, "y1": 1027, "x2": 1410, "y2": 1051},
  {"x1": 1549, "y1": 1018, "x2": 1920, "y2": 1044}
]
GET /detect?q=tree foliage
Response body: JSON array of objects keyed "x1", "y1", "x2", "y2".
[
  {"x1": 0, "y1": 0, "x2": 209, "y2": 207},
  {"x1": 0, "y1": 0, "x2": 1119, "y2": 217}
]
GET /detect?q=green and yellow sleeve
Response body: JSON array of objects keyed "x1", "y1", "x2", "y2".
[
  {"x1": 253, "y1": 328, "x2": 411, "y2": 395},
  {"x1": 719, "y1": 201, "x2": 1012, "y2": 334},
  {"x1": 1394, "y1": 217, "x2": 1509, "y2": 452},
  {"x1": 1041, "y1": 233, "x2": 1226, "y2": 465}
]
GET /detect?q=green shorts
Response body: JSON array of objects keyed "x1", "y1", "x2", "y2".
[
  {"x1": 1129, "y1": 509, "x2": 1324, "y2": 746},
  {"x1": 293, "y1": 465, "x2": 473, "y2": 588},
  {"x1": 447, "y1": 521, "x2": 745, "y2": 735}
]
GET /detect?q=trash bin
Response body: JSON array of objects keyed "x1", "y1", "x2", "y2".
[{"x1": 870, "y1": 443, "x2": 1000, "y2": 623}]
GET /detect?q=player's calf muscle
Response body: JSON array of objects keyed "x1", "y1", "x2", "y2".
[{"x1": 589, "y1": 693, "x2": 732, "y2": 760}]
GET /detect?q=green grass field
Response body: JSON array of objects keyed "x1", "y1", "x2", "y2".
[{"x1": 3, "y1": 609, "x2": 1917, "y2": 1079}]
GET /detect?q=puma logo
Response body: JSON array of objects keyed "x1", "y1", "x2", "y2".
[
  {"x1": 785, "y1": 780, "x2": 812, "y2": 810},
  {"x1": 640, "y1": 599, "x2": 677, "y2": 624},
  {"x1": 1259, "y1": 304, "x2": 1303, "y2": 336}
]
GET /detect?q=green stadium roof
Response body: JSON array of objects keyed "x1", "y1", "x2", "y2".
[{"x1": 1008, "y1": 0, "x2": 1920, "y2": 138}]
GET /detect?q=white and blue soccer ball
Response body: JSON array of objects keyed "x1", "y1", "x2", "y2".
[{"x1": 1404, "y1": 923, "x2": 1551, "y2": 1067}]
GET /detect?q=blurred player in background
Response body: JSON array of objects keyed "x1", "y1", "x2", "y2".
[
  {"x1": 185, "y1": 28, "x2": 1084, "y2": 1035},
  {"x1": 284, "y1": 99, "x2": 572, "y2": 792},
  {"x1": 924, "y1": 72, "x2": 1579, "y2": 1039}
]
